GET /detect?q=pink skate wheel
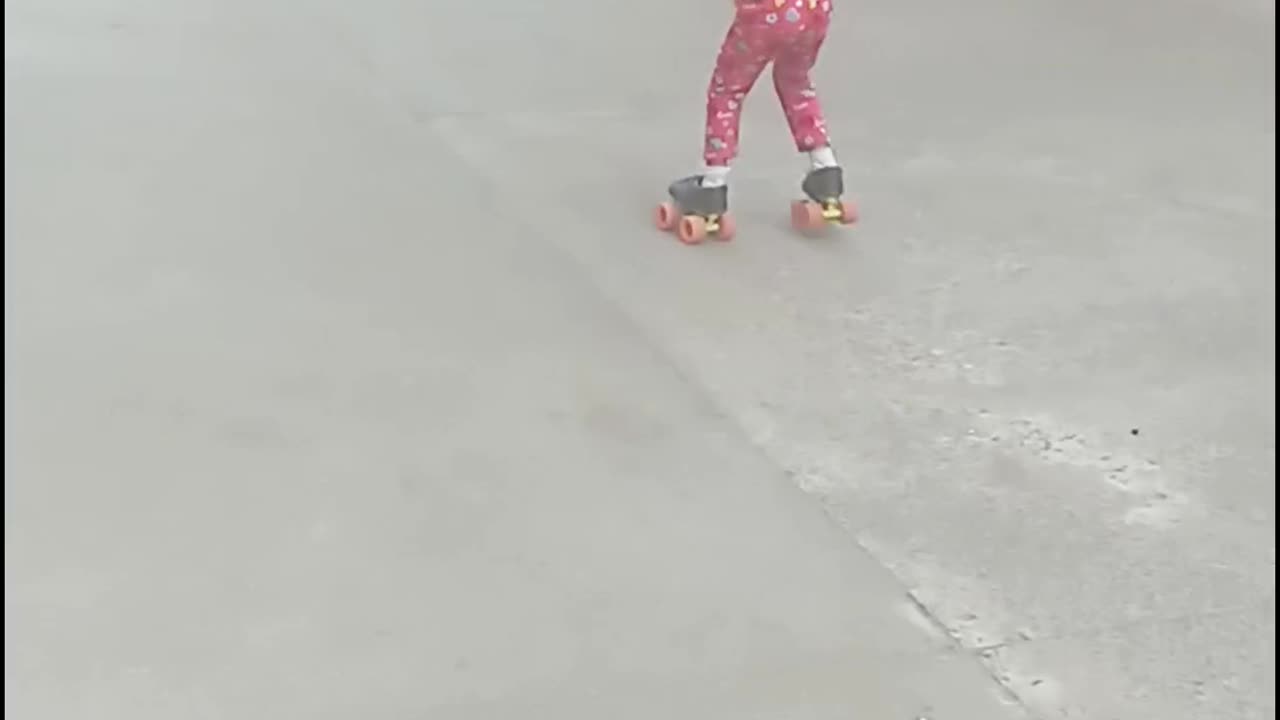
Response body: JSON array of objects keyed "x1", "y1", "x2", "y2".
[
  {"x1": 839, "y1": 200, "x2": 858, "y2": 225},
  {"x1": 677, "y1": 215, "x2": 708, "y2": 244},
  {"x1": 654, "y1": 201, "x2": 679, "y2": 231},
  {"x1": 791, "y1": 200, "x2": 822, "y2": 231},
  {"x1": 714, "y1": 213, "x2": 737, "y2": 241}
]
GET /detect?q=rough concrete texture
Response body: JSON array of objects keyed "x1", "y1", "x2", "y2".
[{"x1": 4, "y1": 0, "x2": 1275, "y2": 718}]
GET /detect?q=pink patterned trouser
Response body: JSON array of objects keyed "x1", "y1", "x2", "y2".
[{"x1": 703, "y1": 0, "x2": 833, "y2": 167}]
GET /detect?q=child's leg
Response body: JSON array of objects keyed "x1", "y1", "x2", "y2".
[
  {"x1": 702, "y1": 15, "x2": 774, "y2": 185},
  {"x1": 771, "y1": 14, "x2": 834, "y2": 167}
]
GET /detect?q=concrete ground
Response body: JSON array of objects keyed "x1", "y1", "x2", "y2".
[{"x1": 4, "y1": 0, "x2": 1274, "y2": 718}]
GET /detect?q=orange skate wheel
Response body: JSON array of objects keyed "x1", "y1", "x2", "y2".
[
  {"x1": 677, "y1": 215, "x2": 708, "y2": 244},
  {"x1": 654, "y1": 201, "x2": 679, "y2": 231},
  {"x1": 714, "y1": 213, "x2": 737, "y2": 241},
  {"x1": 790, "y1": 200, "x2": 822, "y2": 231},
  {"x1": 839, "y1": 200, "x2": 859, "y2": 225}
]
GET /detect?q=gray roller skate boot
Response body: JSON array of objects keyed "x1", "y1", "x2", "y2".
[
  {"x1": 654, "y1": 175, "x2": 736, "y2": 243},
  {"x1": 792, "y1": 166, "x2": 857, "y2": 229}
]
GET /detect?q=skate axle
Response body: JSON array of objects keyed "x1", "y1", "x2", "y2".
[{"x1": 818, "y1": 201, "x2": 844, "y2": 221}]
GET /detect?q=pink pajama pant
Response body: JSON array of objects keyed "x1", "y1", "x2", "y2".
[{"x1": 704, "y1": 0, "x2": 834, "y2": 167}]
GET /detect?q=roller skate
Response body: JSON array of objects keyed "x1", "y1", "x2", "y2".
[
  {"x1": 653, "y1": 175, "x2": 736, "y2": 244},
  {"x1": 790, "y1": 166, "x2": 858, "y2": 232}
]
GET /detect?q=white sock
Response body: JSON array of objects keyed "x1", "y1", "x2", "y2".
[
  {"x1": 700, "y1": 165, "x2": 730, "y2": 187},
  {"x1": 809, "y1": 146, "x2": 838, "y2": 169}
]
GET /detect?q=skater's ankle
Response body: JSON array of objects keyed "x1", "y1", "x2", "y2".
[
  {"x1": 808, "y1": 146, "x2": 838, "y2": 170},
  {"x1": 700, "y1": 165, "x2": 730, "y2": 188}
]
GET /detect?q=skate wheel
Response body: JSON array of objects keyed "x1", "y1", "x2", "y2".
[
  {"x1": 790, "y1": 200, "x2": 823, "y2": 231},
  {"x1": 677, "y1": 215, "x2": 708, "y2": 244},
  {"x1": 714, "y1": 213, "x2": 737, "y2": 241},
  {"x1": 839, "y1": 200, "x2": 858, "y2": 225},
  {"x1": 654, "y1": 201, "x2": 680, "y2": 231}
]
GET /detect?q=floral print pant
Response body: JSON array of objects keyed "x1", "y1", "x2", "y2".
[{"x1": 703, "y1": 0, "x2": 833, "y2": 167}]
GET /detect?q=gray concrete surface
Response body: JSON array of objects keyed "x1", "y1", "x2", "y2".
[{"x1": 4, "y1": 0, "x2": 1274, "y2": 718}]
